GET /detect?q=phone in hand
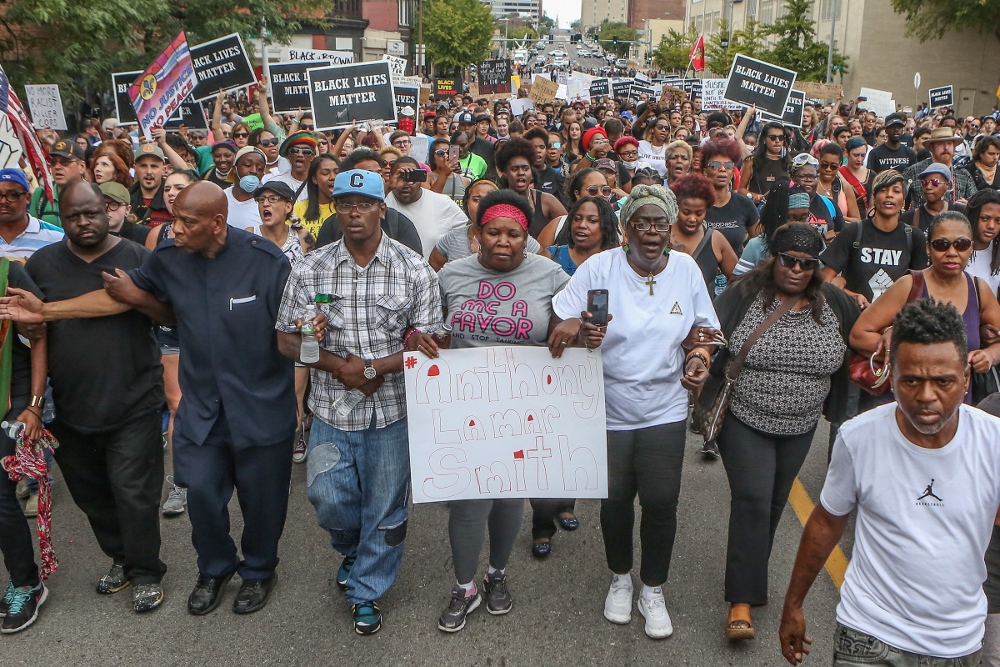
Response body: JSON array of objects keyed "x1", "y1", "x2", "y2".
[
  {"x1": 587, "y1": 289, "x2": 609, "y2": 327},
  {"x1": 404, "y1": 168, "x2": 428, "y2": 183},
  {"x1": 448, "y1": 145, "x2": 460, "y2": 163}
]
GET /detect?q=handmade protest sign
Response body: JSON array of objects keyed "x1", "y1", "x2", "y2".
[
  {"x1": 23, "y1": 85, "x2": 66, "y2": 131},
  {"x1": 307, "y1": 60, "x2": 397, "y2": 129},
  {"x1": 529, "y1": 76, "x2": 559, "y2": 106},
  {"x1": 0, "y1": 114, "x2": 23, "y2": 168},
  {"x1": 129, "y1": 31, "x2": 196, "y2": 140},
  {"x1": 723, "y1": 54, "x2": 796, "y2": 117},
  {"x1": 701, "y1": 78, "x2": 742, "y2": 111},
  {"x1": 659, "y1": 85, "x2": 685, "y2": 108},
  {"x1": 280, "y1": 48, "x2": 354, "y2": 65},
  {"x1": 404, "y1": 347, "x2": 608, "y2": 503},
  {"x1": 929, "y1": 85, "x2": 953, "y2": 108},
  {"x1": 858, "y1": 87, "x2": 896, "y2": 117},
  {"x1": 382, "y1": 54, "x2": 408, "y2": 79},
  {"x1": 477, "y1": 59, "x2": 512, "y2": 96},
  {"x1": 793, "y1": 81, "x2": 842, "y2": 100},
  {"x1": 112, "y1": 72, "x2": 141, "y2": 124},
  {"x1": 434, "y1": 78, "x2": 460, "y2": 97},
  {"x1": 762, "y1": 89, "x2": 805, "y2": 128},
  {"x1": 589, "y1": 78, "x2": 609, "y2": 98},
  {"x1": 189, "y1": 33, "x2": 256, "y2": 102},
  {"x1": 269, "y1": 62, "x2": 330, "y2": 113}
]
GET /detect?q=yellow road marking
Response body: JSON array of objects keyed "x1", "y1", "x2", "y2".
[{"x1": 788, "y1": 477, "x2": 849, "y2": 590}]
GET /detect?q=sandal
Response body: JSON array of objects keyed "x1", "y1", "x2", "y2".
[{"x1": 726, "y1": 603, "x2": 755, "y2": 641}]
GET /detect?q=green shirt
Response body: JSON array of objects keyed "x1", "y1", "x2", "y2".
[
  {"x1": 29, "y1": 186, "x2": 61, "y2": 228},
  {"x1": 459, "y1": 153, "x2": 487, "y2": 181}
]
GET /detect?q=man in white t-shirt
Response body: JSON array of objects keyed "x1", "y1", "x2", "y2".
[
  {"x1": 779, "y1": 298, "x2": 1000, "y2": 666},
  {"x1": 225, "y1": 146, "x2": 266, "y2": 233},
  {"x1": 384, "y1": 157, "x2": 467, "y2": 260}
]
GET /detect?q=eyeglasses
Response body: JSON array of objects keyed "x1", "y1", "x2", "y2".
[
  {"x1": 929, "y1": 237, "x2": 973, "y2": 252},
  {"x1": 393, "y1": 139, "x2": 411, "y2": 147},
  {"x1": 794, "y1": 172, "x2": 818, "y2": 182},
  {"x1": 104, "y1": 200, "x2": 124, "y2": 211},
  {"x1": 0, "y1": 191, "x2": 27, "y2": 202},
  {"x1": 590, "y1": 138, "x2": 609, "y2": 145},
  {"x1": 777, "y1": 253, "x2": 819, "y2": 271},
  {"x1": 631, "y1": 220, "x2": 671, "y2": 232},
  {"x1": 619, "y1": 150, "x2": 638, "y2": 158},
  {"x1": 233, "y1": 132, "x2": 249, "y2": 139},
  {"x1": 920, "y1": 177, "x2": 948, "y2": 188},
  {"x1": 258, "y1": 138, "x2": 279, "y2": 147},
  {"x1": 585, "y1": 185, "x2": 613, "y2": 197},
  {"x1": 767, "y1": 134, "x2": 785, "y2": 141},
  {"x1": 299, "y1": 125, "x2": 315, "y2": 132},
  {"x1": 255, "y1": 195, "x2": 288, "y2": 204},
  {"x1": 707, "y1": 160, "x2": 735, "y2": 170},
  {"x1": 289, "y1": 147, "x2": 314, "y2": 156},
  {"x1": 335, "y1": 201, "x2": 378, "y2": 214}
]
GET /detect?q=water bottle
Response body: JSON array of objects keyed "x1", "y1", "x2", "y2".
[
  {"x1": 713, "y1": 273, "x2": 727, "y2": 298},
  {"x1": 332, "y1": 389, "x2": 365, "y2": 418},
  {"x1": 300, "y1": 304, "x2": 320, "y2": 364},
  {"x1": 1, "y1": 420, "x2": 24, "y2": 439}
]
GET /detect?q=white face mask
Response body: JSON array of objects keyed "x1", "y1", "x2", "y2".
[{"x1": 622, "y1": 159, "x2": 639, "y2": 169}]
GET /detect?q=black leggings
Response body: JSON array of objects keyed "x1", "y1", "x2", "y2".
[
  {"x1": 601, "y1": 421, "x2": 686, "y2": 587},
  {"x1": 717, "y1": 413, "x2": 815, "y2": 604},
  {"x1": 529, "y1": 498, "x2": 576, "y2": 540}
]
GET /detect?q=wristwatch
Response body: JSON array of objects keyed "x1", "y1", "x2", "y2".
[{"x1": 363, "y1": 359, "x2": 377, "y2": 380}]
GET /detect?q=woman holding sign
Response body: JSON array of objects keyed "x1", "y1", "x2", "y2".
[
  {"x1": 551, "y1": 184, "x2": 720, "y2": 640},
  {"x1": 407, "y1": 189, "x2": 603, "y2": 634}
]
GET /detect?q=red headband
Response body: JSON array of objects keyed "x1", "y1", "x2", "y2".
[{"x1": 479, "y1": 204, "x2": 529, "y2": 230}]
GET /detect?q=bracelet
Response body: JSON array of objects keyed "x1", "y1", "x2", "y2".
[
  {"x1": 29, "y1": 395, "x2": 44, "y2": 409},
  {"x1": 686, "y1": 351, "x2": 709, "y2": 368},
  {"x1": 27, "y1": 407, "x2": 42, "y2": 418},
  {"x1": 584, "y1": 153, "x2": 595, "y2": 162},
  {"x1": 403, "y1": 328, "x2": 422, "y2": 346}
]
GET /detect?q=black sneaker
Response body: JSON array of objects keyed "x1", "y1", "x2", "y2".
[
  {"x1": 482, "y1": 572, "x2": 513, "y2": 615},
  {"x1": 132, "y1": 583, "x2": 164, "y2": 612},
  {"x1": 352, "y1": 601, "x2": 382, "y2": 635},
  {"x1": 96, "y1": 561, "x2": 130, "y2": 594},
  {"x1": 1, "y1": 584, "x2": 46, "y2": 633},
  {"x1": 0, "y1": 581, "x2": 13, "y2": 617},
  {"x1": 700, "y1": 440, "x2": 721, "y2": 460},
  {"x1": 337, "y1": 556, "x2": 356, "y2": 590},
  {"x1": 438, "y1": 585, "x2": 481, "y2": 632}
]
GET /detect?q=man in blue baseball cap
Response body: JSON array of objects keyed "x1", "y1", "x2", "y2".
[
  {"x1": 275, "y1": 168, "x2": 443, "y2": 636},
  {"x1": 0, "y1": 169, "x2": 64, "y2": 261}
]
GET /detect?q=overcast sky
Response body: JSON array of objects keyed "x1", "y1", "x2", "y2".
[{"x1": 543, "y1": 0, "x2": 582, "y2": 28}]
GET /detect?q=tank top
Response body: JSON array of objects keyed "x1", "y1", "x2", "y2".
[
  {"x1": 750, "y1": 153, "x2": 789, "y2": 196},
  {"x1": 921, "y1": 272, "x2": 980, "y2": 403},
  {"x1": 528, "y1": 190, "x2": 549, "y2": 239},
  {"x1": 547, "y1": 245, "x2": 578, "y2": 276}
]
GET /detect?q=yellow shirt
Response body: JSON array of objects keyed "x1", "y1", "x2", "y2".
[{"x1": 293, "y1": 200, "x2": 336, "y2": 239}]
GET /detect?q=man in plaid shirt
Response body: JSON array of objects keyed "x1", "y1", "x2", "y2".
[{"x1": 276, "y1": 169, "x2": 442, "y2": 636}]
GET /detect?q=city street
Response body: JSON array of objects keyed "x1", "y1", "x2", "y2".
[{"x1": 2, "y1": 421, "x2": 849, "y2": 666}]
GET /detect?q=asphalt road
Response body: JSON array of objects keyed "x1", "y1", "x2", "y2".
[{"x1": 1, "y1": 417, "x2": 849, "y2": 666}]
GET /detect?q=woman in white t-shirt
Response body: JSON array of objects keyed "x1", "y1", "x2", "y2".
[
  {"x1": 552, "y1": 184, "x2": 720, "y2": 640},
  {"x1": 966, "y1": 189, "x2": 1000, "y2": 297},
  {"x1": 637, "y1": 116, "x2": 671, "y2": 180}
]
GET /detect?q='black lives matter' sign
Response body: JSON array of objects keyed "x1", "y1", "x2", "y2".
[
  {"x1": 394, "y1": 86, "x2": 419, "y2": 119},
  {"x1": 189, "y1": 33, "x2": 257, "y2": 102},
  {"x1": 269, "y1": 62, "x2": 331, "y2": 113},
  {"x1": 589, "y1": 78, "x2": 609, "y2": 98},
  {"x1": 929, "y1": 85, "x2": 953, "y2": 109},
  {"x1": 723, "y1": 54, "x2": 796, "y2": 118},
  {"x1": 113, "y1": 71, "x2": 141, "y2": 124},
  {"x1": 164, "y1": 100, "x2": 210, "y2": 130},
  {"x1": 477, "y1": 60, "x2": 512, "y2": 96},
  {"x1": 762, "y1": 89, "x2": 805, "y2": 128},
  {"x1": 308, "y1": 61, "x2": 397, "y2": 129},
  {"x1": 612, "y1": 79, "x2": 633, "y2": 99}
]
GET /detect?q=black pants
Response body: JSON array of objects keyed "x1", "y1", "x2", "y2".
[
  {"x1": 173, "y1": 408, "x2": 294, "y2": 581},
  {"x1": 0, "y1": 399, "x2": 38, "y2": 588},
  {"x1": 51, "y1": 410, "x2": 166, "y2": 585},
  {"x1": 529, "y1": 498, "x2": 576, "y2": 540},
  {"x1": 717, "y1": 413, "x2": 815, "y2": 604},
  {"x1": 601, "y1": 421, "x2": 686, "y2": 587}
]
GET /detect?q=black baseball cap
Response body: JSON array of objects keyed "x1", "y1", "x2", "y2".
[
  {"x1": 456, "y1": 112, "x2": 475, "y2": 125},
  {"x1": 253, "y1": 181, "x2": 296, "y2": 202},
  {"x1": 884, "y1": 113, "x2": 905, "y2": 128},
  {"x1": 49, "y1": 139, "x2": 85, "y2": 161}
]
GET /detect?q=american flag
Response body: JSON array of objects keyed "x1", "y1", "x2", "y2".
[{"x1": 0, "y1": 65, "x2": 53, "y2": 203}]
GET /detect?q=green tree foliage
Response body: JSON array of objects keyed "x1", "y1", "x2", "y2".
[
  {"x1": 760, "y1": 0, "x2": 849, "y2": 81},
  {"x1": 0, "y1": 0, "x2": 329, "y2": 100},
  {"x1": 891, "y1": 0, "x2": 1000, "y2": 45},
  {"x1": 598, "y1": 20, "x2": 636, "y2": 58},
  {"x1": 539, "y1": 14, "x2": 555, "y2": 36},
  {"x1": 651, "y1": 24, "x2": 700, "y2": 73},
  {"x1": 705, "y1": 18, "x2": 770, "y2": 75},
  {"x1": 425, "y1": 0, "x2": 496, "y2": 74}
]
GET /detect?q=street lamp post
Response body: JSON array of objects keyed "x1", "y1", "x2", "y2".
[{"x1": 826, "y1": 0, "x2": 837, "y2": 84}]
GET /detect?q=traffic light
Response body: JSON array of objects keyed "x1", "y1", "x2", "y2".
[
  {"x1": 613, "y1": 36, "x2": 618, "y2": 45},
  {"x1": 548, "y1": 33, "x2": 553, "y2": 42}
]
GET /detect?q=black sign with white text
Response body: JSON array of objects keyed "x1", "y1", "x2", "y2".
[
  {"x1": 589, "y1": 78, "x2": 609, "y2": 98},
  {"x1": 723, "y1": 54, "x2": 797, "y2": 118},
  {"x1": 189, "y1": 33, "x2": 257, "y2": 102},
  {"x1": 308, "y1": 61, "x2": 397, "y2": 129},
  {"x1": 762, "y1": 89, "x2": 805, "y2": 128},
  {"x1": 477, "y1": 60, "x2": 512, "y2": 96},
  {"x1": 113, "y1": 71, "x2": 141, "y2": 124},
  {"x1": 164, "y1": 100, "x2": 210, "y2": 130},
  {"x1": 929, "y1": 85, "x2": 953, "y2": 108},
  {"x1": 612, "y1": 79, "x2": 633, "y2": 99},
  {"x1": 269, "y1": 62, "x2": 330, "y2": 113},
  {"x1": 394, "y1": 86, "x2": 419, "y2": 118}
]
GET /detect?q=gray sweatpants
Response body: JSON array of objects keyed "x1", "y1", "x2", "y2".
[{"x1": 448, "y1": 499, "x2": 524, "y2": 584}]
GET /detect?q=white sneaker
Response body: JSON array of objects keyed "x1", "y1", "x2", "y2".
[
  {"x1": 638, "y1": 587, "x2": 673, "y2": 639},
  {"x1": 603, "y1": 574, "x2": 633, "y2": 624}
]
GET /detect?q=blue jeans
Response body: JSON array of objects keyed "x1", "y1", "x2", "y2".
[{"x1": 307, "y1": 415, "x2": 410, "y2": 605}]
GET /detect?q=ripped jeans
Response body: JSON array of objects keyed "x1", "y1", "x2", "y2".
[{"x1": 306, "y1": 415, "x2": 410, "y2": 605}]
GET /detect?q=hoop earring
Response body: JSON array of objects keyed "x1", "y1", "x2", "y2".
[{"x1": 523, "y1": 248, "x2": 528, "y2": 259}]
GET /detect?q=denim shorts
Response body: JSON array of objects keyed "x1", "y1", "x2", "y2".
[{"x1": 832, "y1": 623, "x2": 982, "y2": 667}]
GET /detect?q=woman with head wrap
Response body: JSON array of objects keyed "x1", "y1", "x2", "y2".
[
  {"x1": 551, "y1": 184, "x2": 720, "y2": 640},
  {"x1": 710, "y1": 223, "x2": 858, "y2": 642},
  {"x1": 407, "y1": 189, "x2": 605, "y2": 634}
]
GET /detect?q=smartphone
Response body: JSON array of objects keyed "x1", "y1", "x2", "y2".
[
  {"x1": 587, "y1": 289, "x2": 609, "y2": 327},
  {"x1": 404, "y1": 168, "x2": 428, "y2": 183},
  {"x1": 448, "y1": 145, "x2": 460, "y2": 163}
]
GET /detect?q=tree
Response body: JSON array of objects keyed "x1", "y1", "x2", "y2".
[
  {"x1": 424, "y1": 0, "x2": 496, "y2": 74},
  {"x1": 598, "y1": 20, "x2": 636, "y2": 58},
  {"x1": 540, "y1": 14, "x2": 556, "y2": 36},
  {"x1": 569, "y1": 19, "x2": 582, "y2": 34},
  {"x1": 705, "y1": 18, "x2": 767, "y2": 76},
  {"x1": 0, "y1": 0, "x2": 330, "y2": 101},
  {"x1": 760, "y1": 0, "x2": 849, "y2": 81},
  {"x1": 892, "y1": 0, "x2": 1000, "y2": 46},
  {"x1": 651, "y1": 24, "x2": 700, "y2": 73}
]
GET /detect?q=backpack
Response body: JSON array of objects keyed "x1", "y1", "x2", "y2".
[{"x1": 852, "y1": 218, "x2": 913, "y2": 256}]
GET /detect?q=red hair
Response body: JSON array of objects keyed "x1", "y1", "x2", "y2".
[
  {"x1": 670, "y1": 173, "x2": 716, "y2": 207},
  {"x1": 91, "y1": 151, "x2": 133, "y2": 189},
  {"x1": 614, "y1": 136, "x2": 639, "y2": 153}
]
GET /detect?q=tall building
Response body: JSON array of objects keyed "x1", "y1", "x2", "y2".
[
  {"x1": 485, "y1": 0, "x2": 543, "y2": 23},
  {"x1": 629, "y1": 0, "x2": 685, "y2": 30},
  {"x1": 582, "y1": 0, "x2": 628, "y2": 29},
  {"x1": 684, "y1": 0, "x2": 1000, "y2": 117}
]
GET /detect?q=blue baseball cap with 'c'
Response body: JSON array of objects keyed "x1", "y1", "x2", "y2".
[
  {"x1": 0, "y1": 168, "x2": 30, "y2": 192},
  {"x1": 333, "y1": 169, "x2": 385, "y2": 202}
]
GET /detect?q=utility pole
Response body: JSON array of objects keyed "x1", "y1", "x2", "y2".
[
  {"x1": 260, "y1": 19, "x2": 270, "y2": 93},
  {"x1": 826, "y1": 0, "x2": 837, "y2": 84}
]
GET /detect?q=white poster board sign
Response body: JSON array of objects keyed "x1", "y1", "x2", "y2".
[
  {"x1": 858, "y1": 87, "x2": 896, "y2": 118},
  {"x1": 701, "y1": 78, "x2": 742, "y2": 111},
  {"x1": 404, "y1": 347, "x2": 608, "y2": 503},
  {"x1": 279, "y1": 48, "x2": 354, "y2": 65},
  {"x1": 382, "y1": 54, "x2": 408, "y2": 79},
  {"x1": 23, "y1": 84, "x2": 67, "y2": 130},
  {"x1": 0, "y1": 114, "x2": 23, "y2": 168}
]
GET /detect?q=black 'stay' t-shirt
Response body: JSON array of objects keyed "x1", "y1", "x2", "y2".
[{"x1": 819, "y1": 219, "x2": 928, "y2": 303}]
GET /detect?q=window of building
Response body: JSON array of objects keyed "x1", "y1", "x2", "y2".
[
  {"x1": 759, "y1": 0, "x2": 774, "y2": 24},
  {"x1": 399, "y1": 0, "x2": 411, "y2": 26},
  {"x1": 820, "y1": 0, "x2": 841, "y2": 21}
]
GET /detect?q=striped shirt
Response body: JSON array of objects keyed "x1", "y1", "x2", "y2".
[
  {"x1": 275, "y1": 232, "x2": 442, "y2": 431},
  {"x1": 0, "y1": 216, "x2": 65, "y2": 260}
]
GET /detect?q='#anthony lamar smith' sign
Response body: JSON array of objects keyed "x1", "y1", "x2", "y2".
[{"x1": 307, "y1": 61, "x2": 397, "y2": 129}]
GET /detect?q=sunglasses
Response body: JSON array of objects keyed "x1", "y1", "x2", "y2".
[
  {"x1": 258, "y1": 138, "x2": 279, "y2": 147},
  {"x1": 820, "y1": 161, "x2": 840, "y2": 170},
  {"x1": 585, "y1": 185, "x2": 613, "y2": 197},
  {"x1": 777, "y1": 253, "x2": 819, "y2": 271},
  {"x1": 299, "y1": 125, "x2": 315, "y2": 132},
  {"x1": 255, "y1": 195, "x2": 288, "y2": 204},
  {"x1": 433, "y1": 149, "x2": 449, "y2": 156},
  {"x1": 767, "y1": 134, "x2": 785, "y2": 141},
  {"x1": 233, "y1": 132, "x2": 249, "y2": 139},
  {"x1": 655, "y1": 125, "x2": 670, "y2": 131},
  {"x1": 920, "y1": 177, "x2": 948, "y2": 188},
  {"x1": 289, "y1": 147, "x2": 314, "y2": 156},
  {"x1": 707, "y1": 160, "x2": 735, "y2": 170},
  {"x1": 550, "y1": 142, "x2": 561, "y2": 149},
  {"x1": 929, "y1": 237, "x2": 973, "y2": 252}
]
